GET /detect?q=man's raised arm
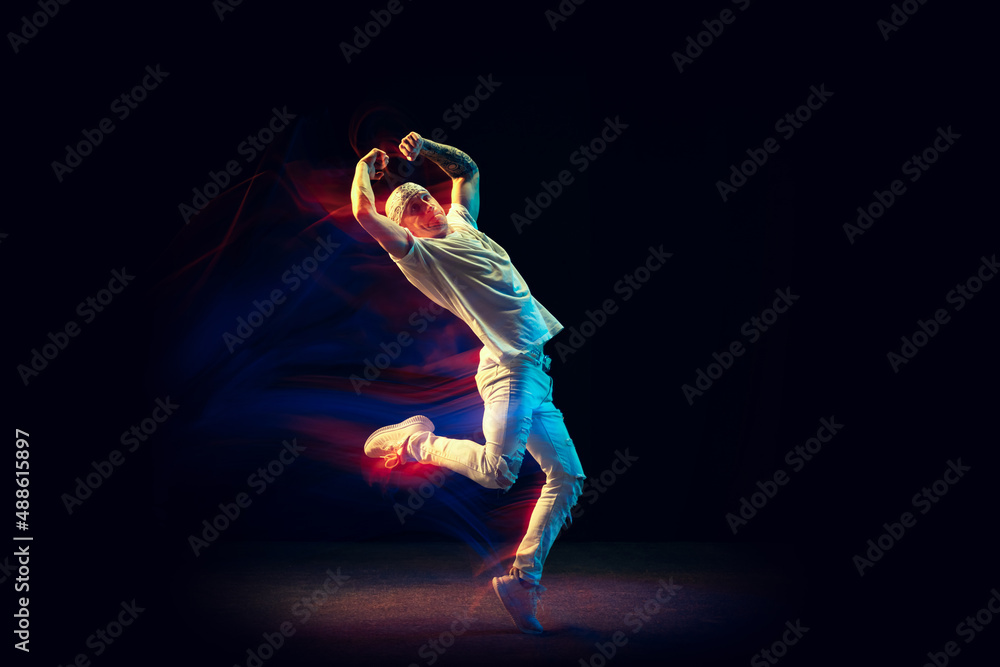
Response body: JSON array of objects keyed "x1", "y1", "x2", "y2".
[
  {"x1": 399, "y1": 132, "x2": 480, "y2": 221},
  {"x1": 351, "y1": 148, "x2": 411, "y2": 258}
]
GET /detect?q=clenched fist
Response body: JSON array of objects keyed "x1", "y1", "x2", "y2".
[
  {"x1": 398, "y1": 132, "x2": 423, "y2": 161},
  {"x1": 359, "y1": 148, "x2": 388, "y2": 180}
]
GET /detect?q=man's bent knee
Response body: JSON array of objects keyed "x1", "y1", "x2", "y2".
[
  {"x1": 562, "y1": 475, "x2": 584, "y2": 505},
  {"x1": 558, "y1": 476, "x2": 585, "y2": 529},
  {"x1": 493, "y1": 452, "x2": 523, "y2": 491},
  {"x1": 553, "y1": 474, "x2": 584, "y2": 506}
]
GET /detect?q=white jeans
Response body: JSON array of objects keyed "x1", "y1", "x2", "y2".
[{"x1": 405, "y1": 345, "x2": 586, "y2": 585}]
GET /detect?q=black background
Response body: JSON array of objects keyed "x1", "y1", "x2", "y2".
[{"x1": 6, "y1": 0, "x2": 998, "y2": 665}]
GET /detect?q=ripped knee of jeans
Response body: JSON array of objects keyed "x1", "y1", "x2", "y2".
[
  {"x1": 560, "y1": 476, "x2": 586, "y2": 530},
  {"x1": 493, "y1": 417, "x2": 530, "y2": 491},
  {"x1": 495, "y1": 449, "x2": 524, "y2": 491}
]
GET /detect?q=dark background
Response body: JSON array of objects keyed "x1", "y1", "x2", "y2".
[{"x1": 6, "y1": 0, "x2": 998, "y2": 665}]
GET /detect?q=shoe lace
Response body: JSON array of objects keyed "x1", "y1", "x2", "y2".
[{"x1": 382, "y1": 442, "x2": 407, "y2": 469}]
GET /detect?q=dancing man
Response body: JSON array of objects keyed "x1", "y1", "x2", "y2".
[{"x1": 350, "y1": 132, "x2": 585, "y2": 634}]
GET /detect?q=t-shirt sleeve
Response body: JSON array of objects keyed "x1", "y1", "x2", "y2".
[
  {"x1": 448, "y1": 203, "x2": 478, "y2": 230},
  {"x1": 391, "y1": 227, "x2": 417, "y2": 262}
]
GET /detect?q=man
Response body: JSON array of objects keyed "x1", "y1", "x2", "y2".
[{"x1": 351, "y1": 132, "x2": 585, "y2": 634}]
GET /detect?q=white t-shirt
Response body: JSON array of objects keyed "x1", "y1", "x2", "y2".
[{"x1": 391, "y1": 203, "x2": 562, "y2": 364}]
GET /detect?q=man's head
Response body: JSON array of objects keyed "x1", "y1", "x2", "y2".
[{"x1": 386, "y1": 182, "x2": 449, "y2": 238}]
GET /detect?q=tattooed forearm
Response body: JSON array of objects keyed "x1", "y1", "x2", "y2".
[{"x1": 420, "y1": 139, "x2": 478, "y2": 179}]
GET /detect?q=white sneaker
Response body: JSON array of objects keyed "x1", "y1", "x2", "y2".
[
  {"x1": 363, "y1": 415, "x2": 434, "y2": 468},
  {"x1": 492, "y1": 574, "x2": 545, "y2": 634}
]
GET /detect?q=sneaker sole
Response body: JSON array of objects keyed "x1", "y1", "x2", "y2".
[
  {"x1": 363, "y1": 415, "x2": 434, "y2": 458},
  {"x1": 492, "y1": 577, "x2": 543, "y2": 635}
]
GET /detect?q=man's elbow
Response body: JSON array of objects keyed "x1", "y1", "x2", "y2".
[
  {"x1": 456, "y1": 166, "x2": 479, "y2": 187},
  {"x1": 353, "y1": 200, "x2": 376, "y2": 224}
]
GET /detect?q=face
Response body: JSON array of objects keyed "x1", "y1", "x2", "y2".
[{"x1": 399, "y1": 190, "x2": 449, "y2": 238}]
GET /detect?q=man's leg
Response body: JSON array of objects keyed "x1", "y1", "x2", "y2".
[
  {"x1": 403, "y1": 429, "x2": 519, "y2": 489},
  {"x1": 401, "y1": 348, "x2": 541, "y2": 489},
  {"x1": 470, "y1": 350, "x2": 565, "y2": 633},
  {"x1": 508, "y1": 371, "x2": 585, "y2": 587}
]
